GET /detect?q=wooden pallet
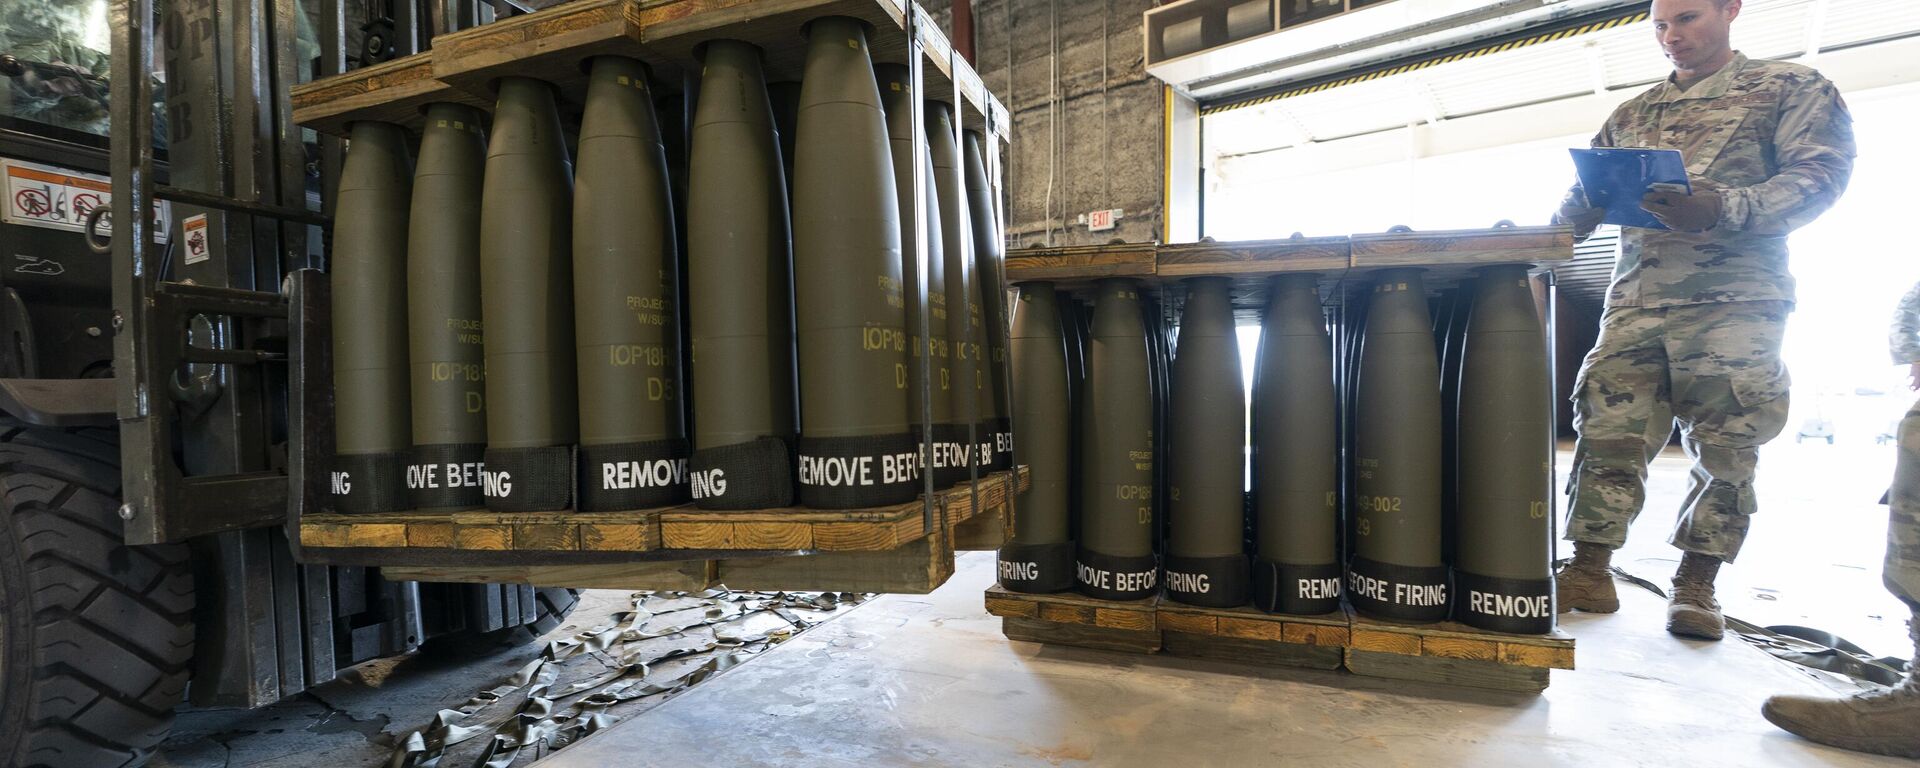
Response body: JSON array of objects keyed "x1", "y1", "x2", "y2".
[
  {"x1": 291, "y1": 0, "x2": 1009, "y2": 138},
  {"x1": 1344, "y1": 613, "x2": 1576, "y2": 694},
  {"x1": 985, "y1": 585, "x2": 1161, "y2": 653},
  {"x1": 983, "y1": 585, "x2": 1576, "y2": 692}
]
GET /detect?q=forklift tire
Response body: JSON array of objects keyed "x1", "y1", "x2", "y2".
[
  {"x1": 431, "y1": 586, "x2": 582, "y2": 651},
  {"x1": 515, "y1": 586, "x2": 582, "y2": 638},
  {"x1": 0, "y1": 425, "x2": 195, "y2": 768}
]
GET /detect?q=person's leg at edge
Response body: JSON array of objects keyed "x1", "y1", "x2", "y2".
[{"x1": 1762, "y1": 397, "x2": 1920, "y2": 758}]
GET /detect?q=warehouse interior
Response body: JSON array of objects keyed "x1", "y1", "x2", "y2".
[{"x1": 4, "y1": 0, "x2": 1920, "y2": 766}]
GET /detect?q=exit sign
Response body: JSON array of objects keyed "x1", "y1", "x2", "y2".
[{"x1": 1086, "y1": 208, "x2": 1123, "y2": 232}]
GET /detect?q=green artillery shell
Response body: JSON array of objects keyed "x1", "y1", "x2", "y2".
[
  {"x1": 656, "y1": 92, "x2": 694, "y2": 455},
  {"x1": 1165, "y1": 277, "x2": 1249, "y2": 607},
  {"x1": 1078, "y1": 278, "x2": 1158, "y2": 601},
  {"x1": 479, "y1": 76, "x2": 577, "y2": 512},
  {"x1": 877, "y1": 64, "x2": 961, "y2": 490},
  {"x1": 573, "y1": 56, "x2": 687, "y2": 511},
  {"x1": 1252, "y1": 273, "x2": 1340, "y2": 614},
  {"x1": 406, "y1": 103, "x2": 487, "y2": 511},
  {"x1": 791, "y1": 17, "x2": 918, "y2": 509},
  {"x1": 687, "y1": 40, "x2": 798, "y2": 510},
  {"x1": 939, "y1": 118, "x2": 984, "y2": 477},
  {"x1": 1000, "y1": 282, "x2": 1074, "y2": 592},
  {"x1": 1455, "y1": 264, "x2": 1555, "y2": 633},
  {"x1": 1144, "y1": 294, "x2": 1173, "y2": 562},
  {"x1": 964, "y1": 129, "x2": 1012, "y2": 472},
  {"x1": 768, "y1": 80, "x2": 801, "y2": 204},
  {"x1": 1350, "y1": 267, "x2": 1447, "y2": 622},
  {"x1": 920, "y1": 96, "x2": 976, "y2": 487},
  {"x1": 1060, "y1": 290, "x2": 1089, "y2": 541},
  {"x1": 332, "y1": 120, "x2": 413, "y2": 514},
  {"x1": 1061, "y1": 290, "x2": 1089, "y2": 536}
]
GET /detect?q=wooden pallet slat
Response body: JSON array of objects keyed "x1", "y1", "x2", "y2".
[
  {"x1": 987, "y1": 586, "x2": 1161, "y2": 653},
  {"x1": 1004, "y1": 242, "x2": 1160, "y2": 283},
  {"x1": 290, "y1": 53, "x2": 492, "y2": 137},
  {"x1": 714, "y1": 513, "x2": 954, "y2": 594},
  {"x1": 1157, "y1": 602, "x2": 1348, "y2": 670},
  {"x1": 1156, "y1": 236, "x2": 1350, "y2": 277},
  {"x1": 1348, "y1": 224, "x2": 1576, "y2": 270},
  {"x1": 383, "y1": 559, "x2": 716, "y2": 591},
  {"x1": 430, "y1": 0, "x2": 649, "y2": 109}
]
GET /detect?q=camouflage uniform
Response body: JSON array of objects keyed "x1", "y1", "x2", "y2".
[
  {"x1": 1557, "y1": 53, "x2": 1855, "y2": 562},
  {"x1": 1885, "y1": 283, "x2": 1920, "y2": 605}
]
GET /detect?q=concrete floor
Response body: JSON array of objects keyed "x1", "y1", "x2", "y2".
[
  {"x1": 538, "y1": 550, "x2": 1904, "y2": 768},
  {"x1": 152, "y1": 590, "x2": 864, "y2": 767},
  {"x1": 154, "y1": 429, "x2": 1912, "y2": 766},
  {"x1": 534, "y1": 434, "x2": 1914, "y2": 768}
]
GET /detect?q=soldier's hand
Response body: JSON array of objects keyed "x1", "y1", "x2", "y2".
[
  {"x1": 1909, "y1": 362, "x2": 1920, "y2": 392},
  {"x1": 1553, "y1": 204, "x2": 1607, "y2": 240},
  {"x1": 1640, "y1": 188, "x2": 1723, "y2": 233}
]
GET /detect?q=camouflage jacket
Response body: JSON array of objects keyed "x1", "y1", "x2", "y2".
[
  {"x1": 1557, "y1": 53, "x2": 1855, "y2": 308},
  {"x1": 1893, "y1": 282, "x2": 1920, "y2": 365}
]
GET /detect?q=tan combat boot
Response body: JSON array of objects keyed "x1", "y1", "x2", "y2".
[
  {"x1": 1555, "y1": 542, "x2": 1619, "y2": 613},
  {"x1": 1762, "y1": 620, "x2": 1920, "y2": 758},
  {"x1": 1666, "y1": 552, "x2": 1724, "y2": 640}
]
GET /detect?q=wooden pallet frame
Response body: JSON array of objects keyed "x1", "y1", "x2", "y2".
[
  {"x1": 302, "y1": 466, "x2": 1024, "y2": 558},
  {"x1": 1344, "y1": 613, "x2": 1575, "y2": 694},
  {"x1": 367, "y1": 471, "x2": 1022, "y2": 593},
  {"x1": 290, "y1": 0, "x2": 1010, "y2": 138},
  {"x1": 983, "y1": 585, "x2": 1575, "y2": 693},
  {"x1": 1005, "y1": 226, "x2": 1574, "y2": 286}
]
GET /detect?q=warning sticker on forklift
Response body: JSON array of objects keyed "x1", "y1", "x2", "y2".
[
  {"x1": 181, "y1": 214, "x2": 210, "y2": 265},
  {"x1": 1, "y1": 159, "x2": 170, "y2": 243}
]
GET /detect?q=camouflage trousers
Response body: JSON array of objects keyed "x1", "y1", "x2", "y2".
[
  {"x1": 1885, "y1": 398, "x2": 1920, "y2": 605},
  {"x1": 1566, "y1": 301, "x2": 1792, "y2": 562}
]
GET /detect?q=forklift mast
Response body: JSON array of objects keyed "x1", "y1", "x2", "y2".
[{"x1": 58, "y1": 0, "x2": 540, "y2": 707}]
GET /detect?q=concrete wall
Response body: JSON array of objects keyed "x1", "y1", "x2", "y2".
[{"x1": 921, "y1": 0, "x2": 1165, "y2": 248}]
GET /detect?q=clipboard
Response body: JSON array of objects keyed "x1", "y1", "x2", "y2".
[{"x1": 1569, "y1": 148, "x2": 1690, "y2": 230}]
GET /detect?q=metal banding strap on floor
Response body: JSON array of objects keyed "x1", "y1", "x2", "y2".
[
  {"x1": 1608, "y1": 566, "x2": 1910, "y2": 689},
  {"x1": 1200, "y1": 10, "x2": 1652, "y2": 117}
]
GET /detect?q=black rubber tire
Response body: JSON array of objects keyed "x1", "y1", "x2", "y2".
[
  {"x1": 515, "y1": 586, "x2": 581, "y2": 638},
  {"x1": 429, "y1": 586, "x2": 582, "y2": 651},
  {"x1": 0, "y1": 425, "x2": 194, "y2": 768}
]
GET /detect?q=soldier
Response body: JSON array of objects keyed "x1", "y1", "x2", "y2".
[
  {"x1": 1758, "y1": 283, "x2": 1920, "y2": 758},
  {"x1": 1552, "y1": 0, "x2": 1855, "y2": 640}
]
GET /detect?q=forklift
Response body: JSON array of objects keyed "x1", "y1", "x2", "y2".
[{"x1": 0, "y1": 1, "x2": 580, "y2": 765}]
